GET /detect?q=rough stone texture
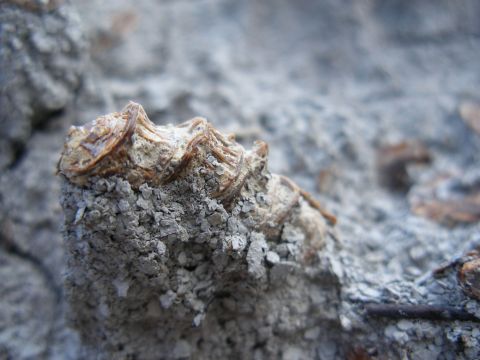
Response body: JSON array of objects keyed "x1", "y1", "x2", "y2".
[
  {"x1": 0, "y1": 125, "x2": 84, "y2": 359},
  {"x1": 61, "y1": 173, "x2": 339, "y2": 359},
  {"x1": 59, "y1": 108, "x2": 337, "y2": 359},
  {"x1": 1, "y1": 0, "x2": 480, "y2": 359},
  {"x1": 0, "y1": 0, "x2": 87, "y2": 169},
  {"x1": 0, "y1": 251, "x2": 56, "y2": 359},
  {"x1": 57, "y1": 103, "x2": 480, "y2": 359}
]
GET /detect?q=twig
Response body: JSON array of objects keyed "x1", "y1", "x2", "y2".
[{"x1": 364, "y1": 303, "x2": 479, "y2": 322}]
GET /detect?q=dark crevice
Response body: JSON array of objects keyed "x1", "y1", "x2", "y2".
[
  {"x1": 6, "y1": 140, "x2": 27, "y2": 170},
  {"x1": 31, "y1": 107, "x2": 66, "y2": 132},
  {"x1": 6, "y1": 107, "x2": 66, "y2": 171},
  {"x1": 0, "y1": 238, "x2": 62, "y2": 303},
  {"x1": 183, "y1": 264, "x2": 197, "y2": 272}
]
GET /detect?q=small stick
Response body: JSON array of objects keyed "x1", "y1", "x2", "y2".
[{"x1": 364, "y1": 303, "x2": 480, "y2": 322}]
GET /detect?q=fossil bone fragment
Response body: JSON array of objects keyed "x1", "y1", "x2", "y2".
[
  {"x1": 58, "y1": 102, "x2": 262, "y2": 200},
  {"x1": 58, "y1": 102, "x2": 336, "y2": 233},
  {"x1": 59, "y1": 102, "x2": 339, "y2": 359}
]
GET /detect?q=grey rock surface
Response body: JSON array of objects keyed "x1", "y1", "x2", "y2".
[
  {"x1": 60, "y1": 171, "x2": 337, "y2": 359},
  {"x1": 1, "y1": 0, "x2": 480, "y2": 359},
  {"x1": 0, "y1": 251, "x2": 56, "y2": 359},
  {"x1": 0, "y1": 0, "x2": 87, "y2": 169}
]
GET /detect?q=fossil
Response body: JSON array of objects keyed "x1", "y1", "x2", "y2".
[
  {"x1": 59, "y1": 102, "x2": 338, "y2": 359},
  {"x1": 58, "y1": 101, "x2": 335, "y2": 225},
  {"x1": 58, "y1": 102, "x2": 265, "y2": 202}
]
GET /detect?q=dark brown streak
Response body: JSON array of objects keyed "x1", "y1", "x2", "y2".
[
  {"x1": 213, "y1": 150, "x2": 245, "y2": 199},
  {"x1": 299, "y1": 189, "x2": 337, "y2": 225},
  {"x1": 278, "y1": 175, "x2": 336, "y2": 225},
  {"x1": 211, "y1": 146, "x2": 229, "y2": 164},
  {"x1": 162, "y1": 131, "x2": 207, "y2": 184},
  {"x1": 221, "y1": 172, "x2": 249, "y2": 208},
  {"x1": 221, "y1": 145, "x2": 237, "y2": 156},
  {"x1": 210, "y1": 127, "x2": 232, "y2": 147}
]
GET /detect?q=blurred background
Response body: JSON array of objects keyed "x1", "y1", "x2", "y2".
[{"x1": 1, "y1": 0, "x2": 480, "y2": 358}]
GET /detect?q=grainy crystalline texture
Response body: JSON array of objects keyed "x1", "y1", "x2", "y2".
[{"x1": 59, "y1": 102, "x2": 340, "y2": 359}]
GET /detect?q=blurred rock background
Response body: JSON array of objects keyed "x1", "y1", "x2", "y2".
[{"x1": 1, "y1": 0, "x2": 480, "y2": 358}]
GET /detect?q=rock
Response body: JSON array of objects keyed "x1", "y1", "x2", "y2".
[{"x1": 0, "y1": 0, "x2": 87, "y2": 169}]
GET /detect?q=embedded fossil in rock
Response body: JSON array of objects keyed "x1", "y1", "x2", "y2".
[
  {"x1": 58, "y1": 102, "x2": 267, "y2": 204},
  {"x1": 59, "y1": 102, "x2": 338, "y2": 359},
  {"x1": 58, "y1": 101, "x2": 335, "y2": 224}
]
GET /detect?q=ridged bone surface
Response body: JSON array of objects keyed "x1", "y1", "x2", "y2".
[{"x1": 58, "y1": 102, "x2": 268, "y2": 203}]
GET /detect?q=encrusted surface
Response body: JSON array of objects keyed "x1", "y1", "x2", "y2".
[
  {"x1": 58, "y1": 102, "x2": 268, "y2": 204},
  {"x1": 60, "y1": 105, "x2": 337, "y2": 359},
  {"x1": 59, "y1": 104, "x2": 480, "y2": 359},
  {"x1": 2, "y1": 0, "x2": 480, "y2": 359}
]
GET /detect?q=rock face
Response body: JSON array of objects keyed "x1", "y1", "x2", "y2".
[
  {"x1": 0, "y1": 251, "x2": 57, "y2": 359},
  {"x1": 59, "y1": 103, "x2": 339, "y2": 359},
  {"x1": 3, "y1": 0, "x2": 480, "y2": 358},
  {"x1": 0, "y1": 0, "x2": 86, "y2": 169},
  {"x1": 58, "y1": 104, "x2": 480, "y2": 360}
]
